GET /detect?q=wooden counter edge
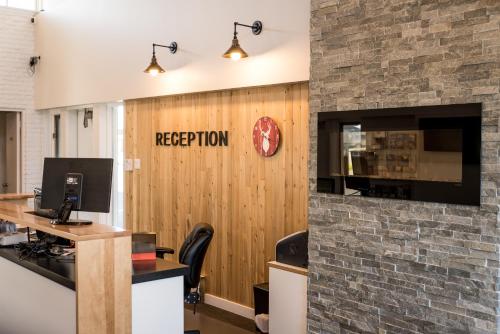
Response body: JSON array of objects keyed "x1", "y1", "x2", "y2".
[
  {"x1": 0, "y1": 193, "x2": 34, "y2": 201},
  {"x1": 0, "y1": 202, "x2": 131, "y2": 241},
  {"x1": 268, "y1": 261, "x2": 308, "y2": 276}
]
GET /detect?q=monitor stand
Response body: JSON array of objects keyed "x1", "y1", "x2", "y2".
[
  {"x1": 50, "y1": 199, "x2": 93, "y2": 226},
  {"x1": 51, "y1": 219, "x2": 93, "y2": 226}
]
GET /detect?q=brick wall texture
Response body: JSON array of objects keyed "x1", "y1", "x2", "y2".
[
  {"x1": 0, "y1": 6, "x2": 44, "y2": 191},
  {"x1": 309, "y1": 1, "x2": 500, "y2": 333}
]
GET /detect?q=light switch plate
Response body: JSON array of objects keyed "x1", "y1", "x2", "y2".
[
  {"x1": 124, "y1": 159, "x2": 133, "y2": 171},
  {"x1": 134, "y1": 159, "x2": 141, "y2": 170}
]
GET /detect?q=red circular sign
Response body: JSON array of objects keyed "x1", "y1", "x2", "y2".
[{"x1": 252, "y1": 117, "x2": 280, "y2": 157}]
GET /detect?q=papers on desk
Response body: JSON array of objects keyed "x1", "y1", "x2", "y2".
[{"x1": 0, "y1": 232, "x2": 28, "y2": 246}]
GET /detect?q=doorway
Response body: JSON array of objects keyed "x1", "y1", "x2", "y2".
[{"x1": 0, "y1": 111, "x2": 21, "y2": 194}]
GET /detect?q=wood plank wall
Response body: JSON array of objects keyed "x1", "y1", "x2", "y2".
[{"x1": 125, "y1": 82, "x2": 308, "y2": 307}]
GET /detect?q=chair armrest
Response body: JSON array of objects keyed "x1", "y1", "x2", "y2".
[{"x1": 156, "y1": 247, "x2": 175, "y2": 258}]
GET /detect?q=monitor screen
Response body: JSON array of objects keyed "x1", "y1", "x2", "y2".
[{"x1": 41, "y1": 158, "x2": 113, "y2": 213}]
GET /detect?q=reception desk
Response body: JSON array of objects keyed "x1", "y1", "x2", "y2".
[{"x1": 0, "y1": 201, "x2": 188, "y2": 334}]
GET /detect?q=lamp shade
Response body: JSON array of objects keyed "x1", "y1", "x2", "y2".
[
  {"x1": 222, "y1": 37, "x2": 248, "y2": 60},
  {"x1": 144, "y1": 54, "x2": 165, "y2": 76}
]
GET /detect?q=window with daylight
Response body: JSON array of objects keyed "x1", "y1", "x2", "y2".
[{"x1": 1, "y1": 0, "x2": 38, "y2": 11}]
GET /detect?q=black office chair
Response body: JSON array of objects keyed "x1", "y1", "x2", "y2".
[{"x1": 156, "y1": 223, "x2": 214, "y2": 314}]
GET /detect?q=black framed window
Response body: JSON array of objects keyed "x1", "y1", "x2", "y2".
[{"x1": 317, "y1": 104, "x2": 481, "y2": 206}]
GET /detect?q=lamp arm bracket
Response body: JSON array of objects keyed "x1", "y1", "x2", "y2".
[
  {"x1": 152, "y1": 42, "x2": 178, "y2": 54},
  {"x1": 235, "y1": 22, "x2": 253, "y2": 29},
  {"x1": 234, "y1": 20, "x2": 263, "y2": 35}
]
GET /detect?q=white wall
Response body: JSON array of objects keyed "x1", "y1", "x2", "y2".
[
  {"x1": 34, "y1": 0, "x2": 310, "y2": 109},
  {"x1": 0, "y1": 6, "x2": 46, "y2": 192}
]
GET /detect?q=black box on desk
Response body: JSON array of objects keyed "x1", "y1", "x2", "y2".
[{"x1": 132, "y1": 233, "x2": 156, "y2": 261}]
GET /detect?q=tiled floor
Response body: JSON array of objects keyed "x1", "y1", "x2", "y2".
[{"x1": 184, "y1": 304, "x2": 259, "y2": 334}]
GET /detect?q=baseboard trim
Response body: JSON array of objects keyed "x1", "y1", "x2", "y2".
[{"x1": 204, "y1": 294, "x2": 255, "y2": 320}]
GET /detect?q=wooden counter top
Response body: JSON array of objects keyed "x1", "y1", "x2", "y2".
[
  {"x1": 0, "y1": 201, "x2": 130, "y2": 241},
  {"x1": 0, "y1": 193, "x2": 33, "y2": 200},
  {"x1": 268, "y1": 261, "x2": 308, "y2": 276}
]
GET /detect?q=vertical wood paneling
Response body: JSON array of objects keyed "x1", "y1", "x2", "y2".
[{"x1": 125, "y1": 82, "x2": 308, "y2": 307}]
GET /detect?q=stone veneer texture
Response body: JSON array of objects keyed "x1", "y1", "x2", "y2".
[{"x1": 308, "y1": 1, "x2": 500, "y2": 333}]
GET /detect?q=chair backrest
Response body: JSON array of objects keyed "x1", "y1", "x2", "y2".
[{"x1": 179, "y1": 223, "x2": 214, "y2": 290}]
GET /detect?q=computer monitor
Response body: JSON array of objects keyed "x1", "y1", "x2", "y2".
[{"x1": 41, "y1": 158, "x2": 113, "y2": 225}]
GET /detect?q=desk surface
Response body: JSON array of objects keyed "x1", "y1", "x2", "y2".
[
  {"x1": 268, "y1": 261, "x2": 308, "y2": 276},
  {"x1": 0, "y1": 201, "x2": 130, "y2": 241},
  {"x1": 0, "y1": 247, "x2": 188, "y2": 290},
  {"x1": 132, "y1": 259, "x2": 188, "y2": 284}
]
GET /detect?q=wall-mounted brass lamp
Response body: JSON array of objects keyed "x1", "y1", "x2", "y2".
[
  {"x1": 223, "y1": 20, "x2": 263, "y2": 61},
  {"x1": 144, "y1": 42, "x2": 178, "y2": 76}
]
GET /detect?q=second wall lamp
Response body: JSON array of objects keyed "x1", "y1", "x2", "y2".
[
  {"x1": 223, "y1": 20, "x2": 263, "y2": 60},
  {"x1": 144, "y1": 42, "x2": 178, "y2": 76}
]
